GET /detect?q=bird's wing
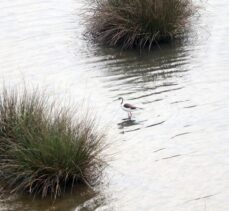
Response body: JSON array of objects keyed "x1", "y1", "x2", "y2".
[{"x1": 123, "y1": 103, "x2": 137, "y2": 109}]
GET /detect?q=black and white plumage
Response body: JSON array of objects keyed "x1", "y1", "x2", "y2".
[{"x1": 118, "y1": 97, "x2": 142, "y2": 119}]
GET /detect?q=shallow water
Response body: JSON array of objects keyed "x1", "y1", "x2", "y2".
[{"x1": 0, "y1": 0, "x2": 229, "y2": 210}]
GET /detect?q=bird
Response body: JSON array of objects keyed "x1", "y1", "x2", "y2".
[{"x1": 118, "y1": 97, "x2": 142, "y2": 119}]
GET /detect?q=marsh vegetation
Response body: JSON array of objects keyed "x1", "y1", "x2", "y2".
[
  {"x1": 0, "y1": 88, "x2": 106, "y2": 198},
  {"x1": 88, "y1": 0, "x2": 196, "y2": 49}
]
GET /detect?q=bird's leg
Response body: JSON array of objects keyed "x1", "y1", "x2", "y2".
[
  {"x1": 128, "y1": 112, "x2": 131, "y2": 119},
  {"x1": 130, "y1": 112, "x2": 132, "y2": 119}
]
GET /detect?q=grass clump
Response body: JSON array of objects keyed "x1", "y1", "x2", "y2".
[
  {"x1": 88, "y1": 0, "x2": 196, "y2": 49},
  {"x1": 0, "y1": 88, "x2": 106, "y2": 198}
]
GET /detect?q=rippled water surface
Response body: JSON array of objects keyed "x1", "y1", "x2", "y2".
[{"x1": 0, "y1": 0, "x2": 229, "y2": 210}]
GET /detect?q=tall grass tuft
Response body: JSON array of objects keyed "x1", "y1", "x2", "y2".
[
  {"x1": 0, "y1": 88, "x2": 106, "y2": 198},
  {"x1": 88, "y1": 0, "x2": 197, "y2": 49}
]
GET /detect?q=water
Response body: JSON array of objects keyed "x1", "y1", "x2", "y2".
[{"x1": 0, "y1": 0, "x2": 229, "y2": 210}]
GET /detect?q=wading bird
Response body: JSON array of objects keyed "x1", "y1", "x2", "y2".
[{"x1": 118, "y1": 97, "x2": 142, "y2": 119}]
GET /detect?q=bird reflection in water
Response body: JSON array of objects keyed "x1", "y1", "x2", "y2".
[{"x1": 118, "y1": 118, "x2": 146, "y2": 134}]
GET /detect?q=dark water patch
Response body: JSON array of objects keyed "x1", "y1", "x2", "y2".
[
  {"x1": 153, "y1": 148, "x2": 166, "y2": 153},
  {"x1": 118, "y1": 119, "x2": 166, "y2": 134},
  {"x1": 118, "y1": 119, "x2": 141, "y2": 128},
  {"x1": 118, "y1": 119, "x2": 146, "y2": 134},
  {"x1": 155, "y1": 154, "x2": 182, "y2": 162},
  {"x1": 124, "y1": 127, "x2": 142, "y2": 133},
  {"x1": 92, "y1": 40, "x2": 191, "y2": 92},
  {"x1": 145, "y1": 121, "x2": 166, "y2": 128},
  {"x1": 141, "y1": 98, "x2": 163, "y2": 104},
  {"x1": 171, "y1": 132, "x2": 191, "y2": 140},
  {"x1": 184, "y1": 193, "x2": 220, "y2": 204},
  {"x1": 184, "y1": 124, "x2": 192, "y2": 127},
  {"x1": 0, "y1": 186, "x2": 105, "y2": 211},
  {"x1": 183, "y1": 105, "x2": 198, "y2": 109},
  {"x1": 139, "y1": 82, "x2": 179, "y2": 92},
  {"x1": 170, "y1": 100, "x2": 190, "y2": 104},
  {"x1": 129, "y1": 87, "x2": 184, "y2": 101},
  {"x1": 193, "y1": 194, "x2": 217, "y2": 201},
  {"x1": 161, "y1": 154, "x2": 182, "y2": 160}
]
